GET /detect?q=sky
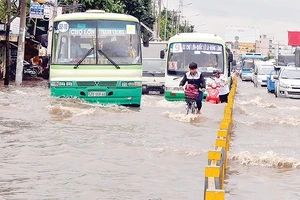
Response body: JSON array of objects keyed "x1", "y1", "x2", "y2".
[{"x1": 165, "y1": 0, "x2": 300, "y2": 45}]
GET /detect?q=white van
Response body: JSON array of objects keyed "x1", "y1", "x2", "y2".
[
  {"x1": 253, "y1": 62, "x2": 275, "y2": 87},
  {"x1": 142, "y1": 58, "x2": 165, "y2": 94},
  {"x1": 142, "y1": 42, "x2": 167, "y2": 94}
]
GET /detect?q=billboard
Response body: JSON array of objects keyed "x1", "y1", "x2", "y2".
[
  {"x1": 288, "y1": 31, "x2": 300, "y2": 46},
  {"x1": 225, "y1": 26, "x2": 260, "y2": 43}
]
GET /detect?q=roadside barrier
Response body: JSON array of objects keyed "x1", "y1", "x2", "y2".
[{"x1": 203, "y1": 75, "x2": 237, "y2": 200}]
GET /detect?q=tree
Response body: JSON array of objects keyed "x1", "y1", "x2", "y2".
[
  {"x1": 122, "y1": 0, "x2": 155, "y2": 30},
  {"x1": 60, "y1": 0, "x2": 155, "y2": 34}
]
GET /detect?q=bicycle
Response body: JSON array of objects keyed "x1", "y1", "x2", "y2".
[
  {"x1": 185, "y1": 96, "x2": 197, "y2": 115},
  {"x1": 184, "y1": 84, "x2": 199, "y2": 115}
]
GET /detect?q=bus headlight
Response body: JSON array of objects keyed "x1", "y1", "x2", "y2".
[
  {"x1": 50, "y1": 81, "x2": 73, "y2": 87},
  {"x1": 165, "y1": 87, "x2": 183, "y2": 91},
  {"x1": 121, "y1": 81, "x2": 142, "y2": 87}
]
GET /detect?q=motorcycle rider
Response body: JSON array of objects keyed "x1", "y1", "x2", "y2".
[{"x1": 179, "y1": 62, "x2": 206, "y2": 114}]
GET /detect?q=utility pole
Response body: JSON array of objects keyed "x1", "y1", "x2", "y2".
[
  {"x1": 4, "y1": 0, "x2": 11, "y2": 86},
  {"x1": 15, "y1": 0, "x2": 27, "y2": 85},
  {"x1": 73, "y1": 0, "x2": 78, "y2": 12},
  {"x1": 177, "y1": 0, "x2": 183, "y2": 34},
  {"x1": 163, "y1": 0, "x2": 168, "y2": 40},
  {"x1": 157, "y1": 0, "x2": 162, "y2": 40}
]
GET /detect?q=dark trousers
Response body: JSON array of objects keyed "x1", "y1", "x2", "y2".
[
  {"x1": 196, "y1": 91, "x2": 203, "y2": 110},
  {"x1": 219, "y1": 93, "x2": 229, "y2": 103}
]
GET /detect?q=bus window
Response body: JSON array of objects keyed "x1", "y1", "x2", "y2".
[{"x1": 167, "y1": 42, "x2": 224, "y2": 76}]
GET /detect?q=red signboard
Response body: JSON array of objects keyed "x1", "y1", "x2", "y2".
[{"x1": 288, "y1": 31, "x2": 300, "y2": 46}]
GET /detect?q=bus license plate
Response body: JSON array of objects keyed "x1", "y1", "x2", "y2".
[
  {"x1": 88, "y1": 91, "x2": 106, "y2": 97},
  {"x1": 149, "y1": 91, "x2": 160, "y2": 94}
]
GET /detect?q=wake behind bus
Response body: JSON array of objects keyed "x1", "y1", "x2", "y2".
[
  {"x1": 161, "y1": 33, "x2": 230, "y2": 101},
  {"x1": 50, "y1": 10, "x2": 146, "y2": 106}
]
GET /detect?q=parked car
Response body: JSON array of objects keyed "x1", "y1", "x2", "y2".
[
  {"x1": 142, "y1": 58, "x2": 165, "y2": 95},
  {"x1": 274, "y1": 67, "x2": 300, "y2": 98}
]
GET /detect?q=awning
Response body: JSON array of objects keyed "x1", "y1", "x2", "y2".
[{"x1": 0, "y1": 35, "x2": 18, "y2": 42}]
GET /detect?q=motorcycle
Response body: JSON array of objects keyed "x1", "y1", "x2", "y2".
[
  {"x1": 206, "y1": 82, "x2": 221, "y2": 104},
  {"x1": 10, "y1": 61, "x2": 41, "y2": 78}
]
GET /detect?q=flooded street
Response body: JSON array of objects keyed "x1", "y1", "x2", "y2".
[
  {"x1": 226, "y1": 80, "x2": 300, "y2": 199},
  {"x1": 0, "y1": 80, "x2": 224, "y2": 200},
  {"x1": 1, "y1": 79, "x2": 299, "y2": 199}
]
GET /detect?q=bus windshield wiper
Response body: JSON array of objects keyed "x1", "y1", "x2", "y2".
[
  {"x1": 97, "y1": 49, "x2": 120, "y2": 69},
  {"x1": 173, "y1": 76, "x2": 182, "y2": 80},
  {"x1": 74, "y1": 47, "x2": 94, "y2": 69}
]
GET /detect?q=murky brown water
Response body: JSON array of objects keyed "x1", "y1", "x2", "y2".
[
  {"x1": 0, "y1": 80, "x2": 225, "y2": 200},
  {"x1": 226, "y1": 80, "x2": 300, "y2": 199},
  {"x1": 1, "y1": 80, "x2": 299, "y2": 199}
]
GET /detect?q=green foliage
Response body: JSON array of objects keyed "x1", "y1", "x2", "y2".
[
  {"x1": 60, "y1": 0, "x2": 154, "y2": 33},
  {"x1": 0, "y1": 0, "x2": 20, "y2": 23},
  {"x1": 60, "y1": 0, "x2": 125, "y2": 13},
  {"x1": 159, "y1": 8, "x2": 194, "y2": 40}
]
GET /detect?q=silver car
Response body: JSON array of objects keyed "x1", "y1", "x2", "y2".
[{"x1": 274, "y1": 67, "x2": 300, "y2": 98}]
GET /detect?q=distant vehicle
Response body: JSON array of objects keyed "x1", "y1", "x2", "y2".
[
  {"x1": 240, "y1": 55, "x2": 266, "y2": 81},
  {"x1": 246, "y1": 52, "x2": 262, "y2": 56},
  {"x1": 252, "y1": 62, "x2": 275, "y2": 87},
  {"x1": 274, "y1": 67, "x2": 300, "y2": 98},
  {"x1": 287, "y1": 62, "x2": 295, "y2": 67},
  {"x1": 278, "y1": 54, "x2": 294, "y2": 66},
  {"x1": 142, "y1": 58, "x2": 165, "y2": 95}
]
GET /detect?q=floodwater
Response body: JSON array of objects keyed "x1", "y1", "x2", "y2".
[
  {"x1": 0, "y1": 80, "x2": 299, "y2": 199},
  {"x1": 226, "y1": 80, "x2": 300, "y2": 199},
  {"x1": 0, "y1": 80, "x2": 224, "y2": 200}
]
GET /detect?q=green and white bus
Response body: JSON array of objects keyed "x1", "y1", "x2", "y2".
[
  {"x1": 50, "y1": 10, "x2": 145, "y2": 106},
  {"x1": 161, "y1": 33, "x2": 230, "y2": 101}
]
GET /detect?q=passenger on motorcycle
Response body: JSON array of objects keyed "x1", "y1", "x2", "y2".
[
  {"x1": 179, "y1": 62, "x2": 206, "y2": 114},
  {"x1": 213, "y1": 71, "x2": 229, "y2": 103}
]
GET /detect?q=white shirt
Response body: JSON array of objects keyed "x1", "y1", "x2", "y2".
[{"x1": 214, "y1": 77, "x2": 230, "y2": 95}]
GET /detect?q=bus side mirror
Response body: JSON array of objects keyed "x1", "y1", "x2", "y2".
[
  {"x1": 160, "y1": 50, "x2": 165, "y2": 59},
  {"x1": 143, "y1": 35, "x2": 149, "y2": 47}
]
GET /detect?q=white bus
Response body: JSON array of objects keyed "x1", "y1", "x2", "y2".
[{"x1": 161, "y1": 33, "x2": 230, "y2": 101}]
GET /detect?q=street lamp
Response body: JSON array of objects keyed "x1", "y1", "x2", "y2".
[
  {"x1": 183, "y1": 13, "x2": 201, "y2": 32},
  {"x1": 194, "y1": 23, "x2": 207, "y2": 32},
  {"x1": 177, "y1": 2, "x2": 192, "y2": 34}
]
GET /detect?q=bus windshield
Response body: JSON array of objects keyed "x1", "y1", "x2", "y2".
[
  {"x1": 242, "y1": 61, "x2": 255, "y2": 70},
  {"x1": 167, "y1": 42, "x2": 224, "y2": 76},
  {"x1": 52, "y1": 20, "x2": 141, "y2": 65}
]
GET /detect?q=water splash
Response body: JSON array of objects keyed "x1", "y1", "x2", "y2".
[
  {"x1": 163, "y1": 111, "x2": 201, "y2": 123},
  {"x1": 46, "y1": 105, "x2": 96, "y2": 118},
  {"x1": 141, "y1": 96, "x2": 184, "y2": 108},
  {"x1": 238, "y1": 96, "x2": 277, "y2": 108},
  {"x1": 150, "y1": 147, "x2": 202, "y2": 157},
  {"x1": 229, "y1": 151, "x2": 300, "y2": 169}
]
